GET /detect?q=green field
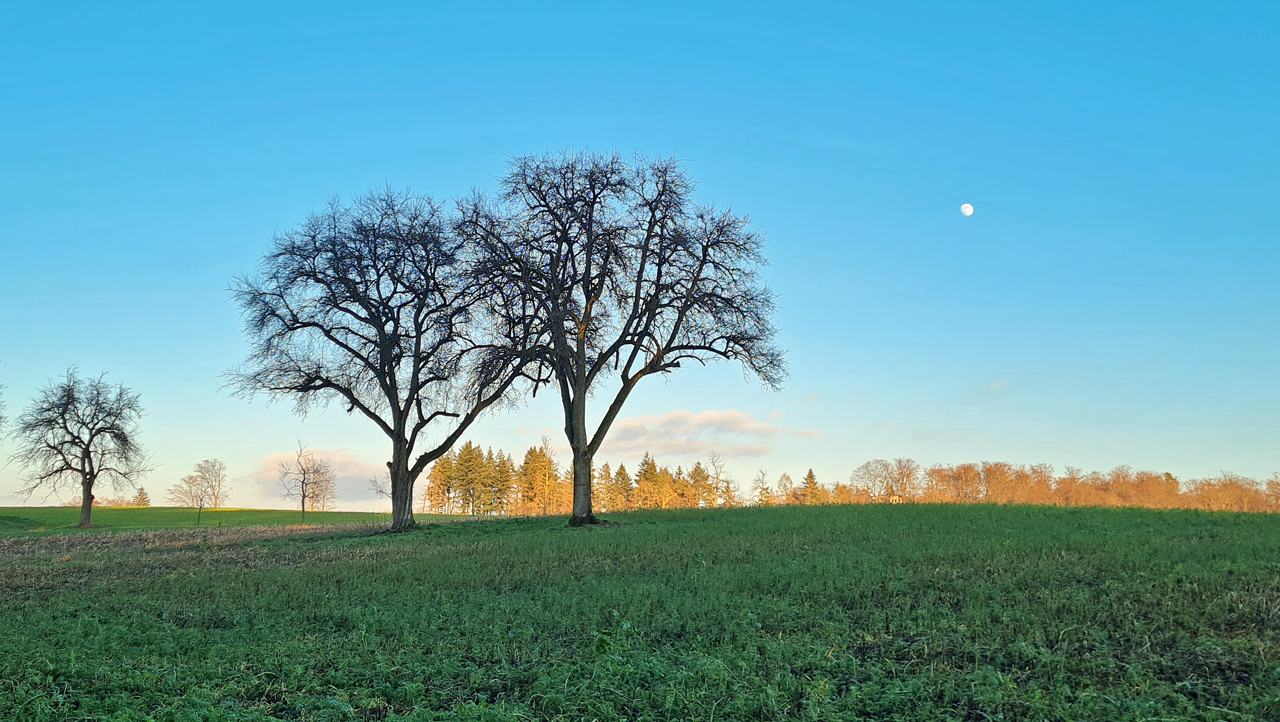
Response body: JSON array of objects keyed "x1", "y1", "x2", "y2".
[
  {"x1": 0, "y1": 506, "x2": 399, "y2": 534},
  {"x1": 1, "y1": 504, "x2": 1277, "y2": 721}
]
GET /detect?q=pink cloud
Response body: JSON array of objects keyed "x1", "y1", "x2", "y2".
[{"x1": 598, "y1": 409, "x2": 819, "y2": 459}]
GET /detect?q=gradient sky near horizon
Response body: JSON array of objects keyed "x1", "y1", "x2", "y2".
[{"x1": 2, "y1": 1, "x2": 1277, "y2": 510}]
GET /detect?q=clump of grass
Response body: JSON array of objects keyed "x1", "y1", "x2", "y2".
[{"x1": 1, "y1": 504, "x2": 1277, "y2": 720}]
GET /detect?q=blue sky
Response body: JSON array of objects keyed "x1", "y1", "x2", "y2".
[{"x1": 2, "y1": 1, "x2": 1277, "y2": 509}]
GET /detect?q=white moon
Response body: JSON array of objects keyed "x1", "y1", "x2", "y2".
[{"x1": 960, "y1": 203, "x2": 974, "y2": 216}]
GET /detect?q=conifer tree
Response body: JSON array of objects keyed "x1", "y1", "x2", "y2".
[
  {"x1": 488, "y1": 450, "x2": 515, "y2": 515},
  {"x1": 610, "y1": 464, "x2": 634, "y2": 512},
  {"x1": 634, "y1": 453, "x2": 663, "y2": 509},
  {"x1": 516, "y1": 440, "x2": 559, "y2": 515},
  {"x1": 801, "y1": 469, "x2": 826, "y2": 505},
  {"x1": 594, "y1": 462, "x2": 613, "y2": 512},
  {"x1": 453, "y1": 442, "x2": 487, "y2": 515},
  {"x1": 131, "y1": 488, "x2": 151, "y2": 507},
  {"x1": 687, "y1": 462, "x2": 715, "y2": 508},
  {"x1": 426, "y1": 449, "x2": 457, "y2": 514}
]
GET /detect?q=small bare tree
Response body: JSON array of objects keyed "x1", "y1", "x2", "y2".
[
  {"x1": 750, "y1": 467, "x2": 773, "y2": 507},
  {"x1": 167, "y1": 459, "x2": 231, "y2": 524},
  {"x1": 462, "y1": 152, "x2": 786, "y2": 524},
  {"x1": 311, "y1": 462, "x2": 339, "y2": 512},
  {"x1": 8, "y1": 369, "x2": 152, "y2": 528},
  {"x1": 167, "y1": 472, "x2": 213, "y2": 524},
  {"x1": 230, "y1": 189, "x2": 538, "y2": 530},
  {"x1": 277, "y1": 444, "x2": 335, "y2": 522},
  {"x1": 707, "y1": 451, "x2": 739, "y2": 507},
  {"x1": 194, "y1": 459, "x2": 231, "y2": 509},
  {"x1": 368, "y1": 472, "x2": 392, "y2": 500}
]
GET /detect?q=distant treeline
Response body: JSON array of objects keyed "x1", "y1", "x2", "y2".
[{"x1": 419, "y1": 442, "x2": 1280, "y2": 515}]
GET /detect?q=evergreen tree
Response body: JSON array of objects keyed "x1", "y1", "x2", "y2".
[
  {"x1": 634, "y1": 453, "x2": 664, "y2": 509},
  {"x1": 453, "y1": 442, "x2": 487, "y2": 515},
  {"x1": 516, "y1": 440, "x2": 559, "y2": 515},
  {"x1": 426, "y1": 449, "x2": 457, "y2": 513},
  {"x1": 131, "y1": 487, "x2": 151, "y2": 507},
  {"x1": 609, "y1": 464, "x2": 634, "y2": 512},
  {"x1": 658, "y1": 465, "x2": 680, "y2": 509},
  {"x1": 594, "y1": 462, "x2": 613, "y2": 512},
  {"x1": 488, "y1": 450, "x2": 515, "y2": 515},
  {"x1": 687, "y1": 462, "x2": 716, "y2": 508},
  {"x1": 801, "y1": 468, "x2": 826, "y2": 505}
]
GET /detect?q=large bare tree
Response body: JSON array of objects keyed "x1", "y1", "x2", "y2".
[
  {"x1": 8, "y1": 369, "x2": 152, "y2": 527},
  {"x1": 230, "y1": 189, "x2": 536, "y2": 530},
  {"x1": 461, "y1": 152, "x2": 786, "y2": 525}
]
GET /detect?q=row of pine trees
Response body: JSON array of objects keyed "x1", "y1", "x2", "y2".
[
  {"x1": 418, "y1": 443, "x2": 1280, "y2": 516},
  {"x1": 417, "y1": 440, "x2": 740, "y2": 515}
]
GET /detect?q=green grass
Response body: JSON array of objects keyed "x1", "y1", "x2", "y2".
[
  {"x1": 0, "y1": 506, "x2": 403, "y2": 534},
  {"x1": 1, "y1": 504, "x2": 1278, "y2": 721}
]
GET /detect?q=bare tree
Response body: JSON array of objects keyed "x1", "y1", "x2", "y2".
[
  {"x1": 888, "y1": 457, "x2": 921, "y2": 499},
  {"x1": 462, "y1": 152, "x2": 786, "y2": 524},
  {"x1": 194, "y1": 459, "x2": 231, "y2": 509},
  {"x1": 750, "y1": 467, "x2": 773, "y2": 507},
  {"x1": 707, "y1": 450, "x2": 739, "y2": 507},
  {"x1": 368, "y1": 472, "x2": 392, "y2": 500},
  {"x1": 230, "y1": 189, "x2": 538, "y2": 530},
  {"x1": 277, "y1": 444, "x2": 335, "y2": 522},
  {"x1": 311, "y1": 461, "x2": 339, "y2": 512},
  {"x1": 850, "y1": 459, "x2": 893, "y2": 498},
  {"x1": 7, "y1": 369, "x2": 152, "y2": 528},
  {"x1": 167, "y1": 472, "x2": 212, "y2": 524},
  {"x1": 167, "y1": 459, "x2": 231, "y2": 524}
]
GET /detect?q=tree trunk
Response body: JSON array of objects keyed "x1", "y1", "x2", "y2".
[
  {"x1": 391, "y1": 478, "x2": 415, "y2": 529},
  {"x1": 79, "y1": 480, "x2": 94, "y2": 528},
  {"x1": 389, "y1": 451, "x2": 415, "y2": 531},
  {"x1": 570, "y1": 446, "x2": 597, "y2": 526},
  {"x1": 567, "y1": 380, "x2": 598, "y2": 526}
]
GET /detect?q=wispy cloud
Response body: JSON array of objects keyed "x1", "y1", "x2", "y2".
[
  {"x1": 598, "y1": 409, "x2": 819, "y2": 459},
  {"x1": 989, "y1": 380, "x2": 1009, "y2": 391}
]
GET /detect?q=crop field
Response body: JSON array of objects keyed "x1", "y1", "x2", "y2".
[
  {"x1": 0, "y1": 507, "x2": 399, "y2": 535},
  {"x1": 1, "y1": 504, "x2": 1277, "y2": 721}
]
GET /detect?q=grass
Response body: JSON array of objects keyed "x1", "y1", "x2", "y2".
[
  {"x1": 0, "y1": 506, "x2": 403, "y2": 534},
  {"x1": 1, "y1": 504, "x2": 1277, "y2": 721}
]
